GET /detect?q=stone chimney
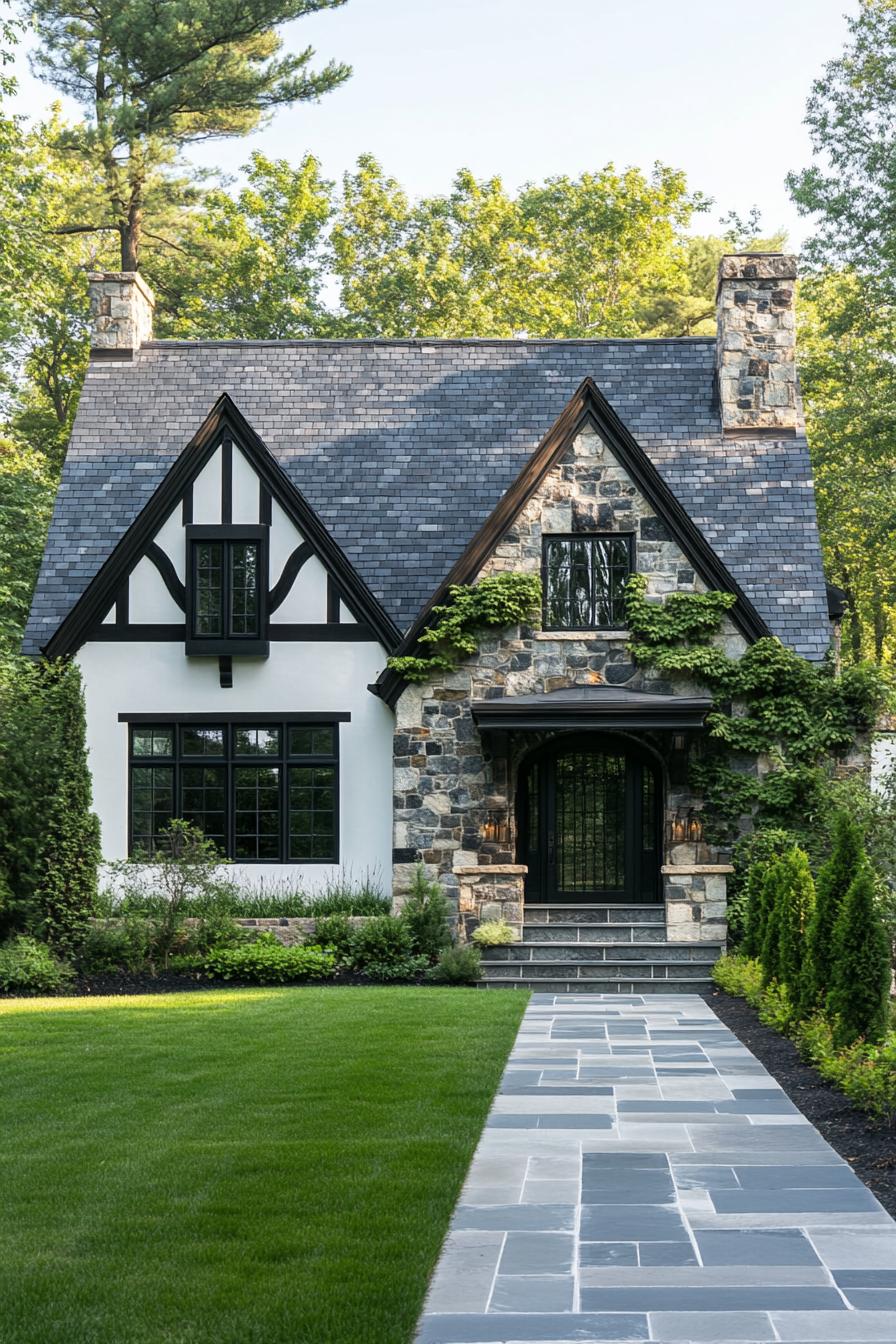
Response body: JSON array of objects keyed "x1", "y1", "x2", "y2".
[
  {"x1": 715, "y1": 252, "x2": 798, "y2": 435},
  {"x1": 88, "y1": 271, "x2": 155, "y2": 357}
]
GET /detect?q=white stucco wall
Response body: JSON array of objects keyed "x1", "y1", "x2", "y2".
[
  {"x1": 871, "y1": 733, "x2": 896, "y2": 796},
  {"x1": 77, "y1": 638, "x2": 395, "y2": 893}
]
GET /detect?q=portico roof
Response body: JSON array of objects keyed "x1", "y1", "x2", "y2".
[{"x1": 470, "y1": 684, "x2": 713, "y2": 732}]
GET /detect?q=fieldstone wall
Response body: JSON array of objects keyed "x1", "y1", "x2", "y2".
[
  {"x1": 456, "y1": 867, "x2": 526, "y2": 943},
  {"x1": 88, "y1": 271, "x2": 156, "y2": 354},
  {"x1": 716, "y1": 253, "x2": 798, "y2": 435},
  {"x1": 392, "y1": 424, "x2": 743, "y2": 918},
  {"x1": 661, "y1": 865, "x2": 731, "y2": 944}
]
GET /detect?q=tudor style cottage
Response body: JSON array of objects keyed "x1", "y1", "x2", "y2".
[{"x1": 25, "y1": 255, "x2": 835, "y2": 990}]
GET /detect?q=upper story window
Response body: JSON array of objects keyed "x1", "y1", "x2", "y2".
[
  {"x1": 186, "y1": 525, "x2": 268, "y2": 655},
  {"x1": 542, "y1": 534, "x2": 633, "y2": 631}
]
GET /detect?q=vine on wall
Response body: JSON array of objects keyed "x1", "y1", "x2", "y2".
[
  {"x1": 387, "y1": 573, "x2": 542, "y2": 683},
  {"x1": 625, "y1": 574, "x2": 891, "y2": 843}
]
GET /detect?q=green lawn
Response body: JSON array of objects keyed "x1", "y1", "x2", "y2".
[{"x1": 0, "y1": 986, "x2": 526, "y2": 1344}]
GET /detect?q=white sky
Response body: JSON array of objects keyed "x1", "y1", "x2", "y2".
[{"x1": 8, "y1": 0, "x2": 855, "y2": 246}]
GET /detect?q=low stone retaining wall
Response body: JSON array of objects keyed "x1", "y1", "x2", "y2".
[
  {"x1": 91, "y1": 916, "x2": 376, "y2": 948},
  {"x1": 661, "y1": 864, "x2": 731, "y2": 944},
  {"x1": 455, "y1": 866, "x2": 526, "y2": 944}
]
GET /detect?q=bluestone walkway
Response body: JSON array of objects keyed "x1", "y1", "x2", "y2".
[{"x1": 416, "y1": 993, "x2": 896, "y2": 1344}]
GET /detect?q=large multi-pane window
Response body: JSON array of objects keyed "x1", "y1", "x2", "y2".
[
  {"x1": 542, "y1": 534, "x2": 633, "y2": 630},
  {"x1": 186, "y1": 526, "x2": 267, "y2": 652},
  {"x1": 128, "y1": 720, "x2": 339, "y2": 861}
]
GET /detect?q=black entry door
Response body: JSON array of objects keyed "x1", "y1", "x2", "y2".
[{"x1": 517, "y1": 738, "x2": 661, "y2": 904}]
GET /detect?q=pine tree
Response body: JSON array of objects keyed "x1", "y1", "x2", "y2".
[
  {"x1": 800, "y1": 810, "x2": 864, "y2": 1015},
  {"x1": 741, "y1": 830, "x2": 794, "y2": 957},
  {"x1": 826, "y1": 866, "x2": 892, "y2": 1047}
]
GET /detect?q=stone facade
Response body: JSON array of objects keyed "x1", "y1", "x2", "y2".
[
  {"x1": 88, "y1": 271, "x2": 155, "y2": 355},
  {"x1": 661, "y1": 864, "x2": 732, "y2": 944},
  {"x1": 456, "y1": 866, "x2": 526, "y2": 943},
  {"x1": 392, "y1": 424, "x2": 743, "y2": 935},
  {"x1": 715, "y1": 253, "x2": 798, "y2": 435}
]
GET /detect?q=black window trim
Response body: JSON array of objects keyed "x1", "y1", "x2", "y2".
[
  {"x1": 126, "y1": 715, "x2": 343, "y2": 864},
  {"x1": 541, "y1": 531, "x2": 635, "y2": 633},
  {"x1": 185, "y1": 523, "x2": 270, "y2": 656}
]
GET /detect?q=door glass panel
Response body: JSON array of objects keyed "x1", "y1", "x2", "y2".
[{"x1": 555, "y1": 749, "x2": 626, "y2": 893}]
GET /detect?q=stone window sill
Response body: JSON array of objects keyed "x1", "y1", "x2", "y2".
[{"x1": 532, "y1": 630, "x2": 629, "y2": 641}]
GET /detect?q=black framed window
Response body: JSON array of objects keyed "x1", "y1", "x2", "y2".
[
  {"x1": 186, "y1": 525, "x2": 268, "y2": 655},
  {"x1": 542, "y1": 534, "x2": 633, "y2": 630},
  {"x1": 127, "y1": 718, "x2": 340, "y2": 862}
]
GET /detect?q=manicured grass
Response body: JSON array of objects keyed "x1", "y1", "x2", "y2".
[{"x1": 0, "y1": 987, "x2": 526, "y2": 1344}]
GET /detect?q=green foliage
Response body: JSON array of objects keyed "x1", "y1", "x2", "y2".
[
  {"x1": 313, "y1": 914, "x2": 354, "y2": 964},
  {"x1": 797, "y1": 1013, "x2": 896, "y2": 1129},
  {"x1": 27, "y1": 0, "x2": 351, "y2": 270},
  {"x1": 625, "y1": 573, "x2": 890, "y2": 841},
  {"x1": 361, "y1": 954, "x2": 430, "y2": 983},
  {"x1": 387, "y1": 573, "x2": 542, "y2": 682},
  {"x1": 757, "y1": 980, "x2": 796, "y2": 1035},
  {"x1": 348, "y1": 915, "x2": 413, "y2": 972},
  {"x1": 110, "y1": 819, "x2": 226, "y2": 969},
  {"x1": 77, "y1": 919, "x2": 152, "y2": 975},
  {"x1": 0, "y1": 439, "x2": 54, "y2": 652},
  {"x1": 767, "y1": 847, "x2": 815, "y2": 1005},
  {"x1": 734, "y1": 829, "x2": 796, "y2": 954},
  {"x1": 204, "y1": 933, "x2": 335, "y2": 984},
  {"x1": 0, "y1": 934, "x2": 72, "y2": 994},
  {"x1": 801, "y1": 811, "x2": 865, "y2": 1015},
  {"x1": 427, "y1": 944, "x2": 482, "y2": 986},
  {"x1": 0, "y1": 656, "x2": 100, "y2": 945},
  {"x1": 471, "y1": 919, "x2": 516, "y2": 947},
  {"x1": 827, "y1": 865, "x2": 892, "y2": 1047},
  {"x1": 711, "y1": 953, "x2": 763, "y2": 1008},
  {"x1": 400, "y1": 865, "x2": 452, "y2": 958}
]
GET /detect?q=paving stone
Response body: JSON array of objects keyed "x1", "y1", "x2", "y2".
[
  {"x1": 490, "y1": 1273, "x2": 575, "y2": 1312},
  {"x1": 579, "y1": 1242, "x2": 638, "y2": 1266},
  {"x1": 499, "y1": 1231, "x2": 575, "y2": 1275},
  {"x1": 710, "y1": 1189, "x2": 881, "y2": 1214},
  {"x1": 648, "y1": 1309, "x2": 776, "y2": 1340},
  {"x1": 834, "y1": 1271, "x2": 896, "y2": 1287},
  {"x1": 580, "y1": 1204, "x2": 689, "y2": 1242},
  {"x1": 452, "y1": 1203, "x2": 576, "y2": 1232},
  {"x1": 810, "y1": 1232, "x2": 896, "y2": 1269},
  {"x1": 771, "y1": 1310, "x2": 896, "y2": 1340},
  {"x1": 424, "y1": 1232, "x2": 505, "y2": 1314},
  {"x1": 581, "y1": 1286, "x2": 846, "y2": 1311},
  {"x1": 695, "y1": 1229, "x2": 822, "y2": 1266},
  {"x1": 637, "y1": 1241, "x2": 699, "y2": 1266},
  {"x1": 581, "y1": 1171, "x2": 677, "y2": 1203},
  {"x1": 416, "y1": 1313, "x2": 650, "y2": 1342},
  {"x1": 734, "y1": 1166, "x2": 860, "y2": 1190},
  {"x1": 842, "y1": 1290, "x2": 896, "y2": 1310}
]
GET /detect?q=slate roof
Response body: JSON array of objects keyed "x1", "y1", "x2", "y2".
[{"x1": 24, "y1": 338, "x2": 832, "y2": 659}]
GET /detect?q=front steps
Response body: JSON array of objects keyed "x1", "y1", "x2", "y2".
[{"x1": 478, "y1": 904, "x2": 721, "y2": 993}]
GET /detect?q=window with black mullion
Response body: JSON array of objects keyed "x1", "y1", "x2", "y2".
[{"x1": 543, "y1": 534, "x2": 633, "y2": 630}]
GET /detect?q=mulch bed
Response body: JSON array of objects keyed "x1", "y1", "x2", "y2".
[{"x1": 705, "y1": 987, "x2": 896, "y2": 1219}]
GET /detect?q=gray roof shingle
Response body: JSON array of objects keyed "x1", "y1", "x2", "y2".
[{"x1": 24, "y1": 337, "x2": 831, "y2": 660}]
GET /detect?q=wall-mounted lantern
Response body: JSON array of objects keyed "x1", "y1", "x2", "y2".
[
  {"x1": 671, "y1": 807, "x2": 703, "y2": 845},
  {"x1": 483, "y1": 809, "x2": 510, "y2": 845}
]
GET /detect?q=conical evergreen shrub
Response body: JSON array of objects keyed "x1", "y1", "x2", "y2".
[
  {"x1": 741, "y1": 830, "x2": 794, "y2": 957},
  {"x1": 760, "y1": 857, "x2": 786, "y2": 987},
  {"x1": 775, "y1": 847, "x2": 815, "y2": 1005},
  {"x1": 826, "y1": 865, "x2": 891, "y2": 1048},
  {"x1": 799, "y1": 811, "x2": 864, "y2": 1017}
]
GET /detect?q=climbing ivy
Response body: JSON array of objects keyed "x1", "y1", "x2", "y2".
[
  {"x1": 625, "y1": 574, "x2": 891, "y2": 844},
  {"x1": 387, "y1": 572, "x2": 542, "y2": 683}
]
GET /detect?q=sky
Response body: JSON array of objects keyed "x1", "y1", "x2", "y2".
[{"x1": 8, "y1": 0, "x2": 855, "y2": 247}]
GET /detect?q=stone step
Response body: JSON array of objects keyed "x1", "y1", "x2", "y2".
[
  {"x1": 481, "y1": 943, "x2": 722, "y2": 964},
  {"x1": 524, "y1": 904, "x2": 665, "y2": 926},
  {"x1": 480, "y1": 976, "x2": 713, "y2": 994},
  {"x1": 523, "y1": 923, "x2": 669, "y2": 944},
  {"x1": 480, "y1": 959, "x2": 717, "y2": 981}
]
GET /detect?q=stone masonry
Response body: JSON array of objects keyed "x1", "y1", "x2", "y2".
[
  {"x1": 88, "y1": 271, "x2": 155, "y2": 355},
  {"x1": 393, "y1": 424, "x2": 744, "y2": 938},
  {"x1": 715, "y1": 252, "x2": 798, "y2": 435}
]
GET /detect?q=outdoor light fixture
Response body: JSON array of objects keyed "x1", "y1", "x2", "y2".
[
  {"x1": 483, "y1": 810, "x2": 510, "y2": 844},
  {"x1": 671, "y1": 808, "x2": 704, "y2": 844}
]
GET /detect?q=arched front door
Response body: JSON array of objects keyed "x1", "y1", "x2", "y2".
[{"x1": 516, "y1": 736, "x2": 662, "y2": 903}]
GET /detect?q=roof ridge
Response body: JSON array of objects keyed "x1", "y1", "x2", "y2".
[{"x1": 139, "y1": 336, "x2": 717, "y2": 350}]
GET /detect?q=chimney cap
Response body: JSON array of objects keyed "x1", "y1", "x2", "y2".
[
  {"x1": 716, "y1": 252, "x2": 798, "y2": 296},
  {"x1": 88, "y1": 271, "x2": 155, "y2": 356}
]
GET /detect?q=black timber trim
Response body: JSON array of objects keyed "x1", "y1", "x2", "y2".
[
  {"x1": 146, "y1": 543, "x2": 187, "y2": 611},
  {"x1": 373, "y1": 376, "x2": 772, "y2": 707},
  {"x1": 218, "y1": 655, "x2": 233, "y2": 688},
  {"x1": 268, "y1": 542, "x2": 314, "y2": 613},
  {"x1": 221, "y1": 438, "x2": 233, "y2": 524},
  {"x1": 119, "y1": 711, "x2": 352, "y2": 723},
  {"x1": 185, "y1": 523, "x2": 269, "y2": 656},
  {"x1": 43, "y1": 393, "x2": 400, "y2": 657},
  {"x1": 471, "y1": 699, "x2": 712, "y2": 732},
  {"x1": 327, "y1": 574, "x2": 341, "y2": 624},
  {"x1": 89, "y1": 622, "x2": 376, "y2": 643}
]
